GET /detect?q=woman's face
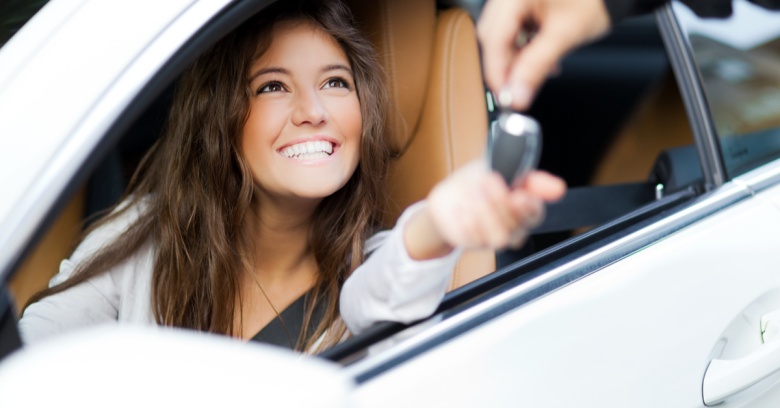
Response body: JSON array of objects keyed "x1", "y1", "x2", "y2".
[{"x1": 242, "y1": 19, "x2": 362, "y2": 203}]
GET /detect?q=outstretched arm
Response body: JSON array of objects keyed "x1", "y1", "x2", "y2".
[{"x1": 341, "y1": 164, "x2": 565, "y2": 335}]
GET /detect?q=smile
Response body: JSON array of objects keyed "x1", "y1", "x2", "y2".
[{"x1": 278, "y1": 140, "x2": 335, "y2": 160}]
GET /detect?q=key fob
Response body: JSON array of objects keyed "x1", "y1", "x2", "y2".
[{"x1": 489, "y1": 112, "x2": 542, "y2": 187}]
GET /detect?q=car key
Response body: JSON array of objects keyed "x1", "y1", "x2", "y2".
[
  {"x1": 487, "y1": 26, "x2": 542, "y2": 188},
  {"x1": 489, "y1": 109, "x2": 542, "y2": 188}
]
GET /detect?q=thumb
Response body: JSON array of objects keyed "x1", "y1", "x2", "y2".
[{"x1": 505, "y1": 21, "x2": 580, "y2": 110}]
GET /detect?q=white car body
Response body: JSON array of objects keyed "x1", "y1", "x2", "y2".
[
  {"x1": 0, "y1": 0, "x2": 231, "y2": 282},
  {"x1": 1, "y1": 0, "x2": 780, "y2": 407}
]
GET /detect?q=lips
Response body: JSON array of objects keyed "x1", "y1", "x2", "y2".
[{"x1": 278, "y1": 139, "x2": 336, "y2": 159}]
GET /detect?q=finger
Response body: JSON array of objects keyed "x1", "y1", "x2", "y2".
[
  {"x1": 507, "y1": 228, "x2": 529, "y2": 249},
  {"x1": 521, "y1": 170, "x2": 567, "y2": 202},
  {"x1": 504, "y1": 193, "x2": 542, "y2": 249},
  {"x1": 479, "y1": 174, "x2": 517, "y2": 247},
  {"x1": 550, "y1": 62, "x2": 563, "y2": 78},
  {"x1": 478, "y1": 0, "x2": 533, "y2": 95},
  {"x1": 509, "y1": 191, "x2": 545, "y2": 230},
  {"x1": 473, "y1": 186, "x2": 511, "y2": 248},
  {"x1": 429, "y1": 185, "x2": 474, "y2": 247},
  {"x1": 483, "y1": 172, "x2": 516, "y2": 230},
  {"x1": 504, "y1": 19, "x2": 583, "y2": 110},
  {"x1": 455, "y1": 207, "x2": 479, "y2": 247}
]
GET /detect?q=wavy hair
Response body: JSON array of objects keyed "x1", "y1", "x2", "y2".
[{"x1": 26, "y1": 0, "x2": 390, "y2": 352}]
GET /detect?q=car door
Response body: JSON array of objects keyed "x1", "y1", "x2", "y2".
[
  {"x1": 3, "y1": 1, "x2": 780, "y2": 407},
  {"x1": 334, "y1": 2, "x2": 780, "y2": 407}
]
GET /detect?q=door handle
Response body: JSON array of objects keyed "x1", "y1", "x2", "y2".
[{"x1": 703, "y1": 330, "x2": 780, "y2": 404}]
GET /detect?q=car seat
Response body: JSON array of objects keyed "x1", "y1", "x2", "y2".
[{"x1": 346, "y1": 0, "x2": 495, "y2": 289}]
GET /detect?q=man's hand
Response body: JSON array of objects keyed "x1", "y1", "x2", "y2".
[{"x1": 478, "y1": 0, "x2": 612, "y2": 110}]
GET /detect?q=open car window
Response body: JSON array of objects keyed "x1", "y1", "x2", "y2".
[{"x1": 674, "y1": 0, "x2": 780, "y2": 178}]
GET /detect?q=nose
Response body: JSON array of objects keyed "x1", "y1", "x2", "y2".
[{"x1": 291, "y1": 89, "x2": 328, "y2": 126}]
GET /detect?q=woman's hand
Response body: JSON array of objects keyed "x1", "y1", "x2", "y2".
[{"x1": 404, "y1": 161, "x2": 566, "y2": 260}]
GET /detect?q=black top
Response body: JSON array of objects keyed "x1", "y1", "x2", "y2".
[
  {"x1": 603, "y1": 0, "x2": 780, "y2": 24},
  {"x1": 249, "y1": 290, "x2": 327, "y2": 350}
]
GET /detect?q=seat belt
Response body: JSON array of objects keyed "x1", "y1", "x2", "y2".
[
  {"x1": 533, "y1": 144, "x2": 702, "y2": 233},
  {"x1": 534, "y1": 182, "x2": 657, "y2": 233}
]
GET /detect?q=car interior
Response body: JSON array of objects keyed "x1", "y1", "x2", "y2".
[{"x1": 1, "y1": 0, "x2": 703, "y2": 363}]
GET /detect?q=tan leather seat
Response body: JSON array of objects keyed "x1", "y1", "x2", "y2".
[
  {"x1": 347, "y1": 0, "x2": 495, "y2": 289},
  {"x1": 9, "y1": 189, "x2": 85, "y2": 313}
]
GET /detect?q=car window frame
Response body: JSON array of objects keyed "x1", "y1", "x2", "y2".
[{"x1": 656, "y1": 3, "x2": 728, "y2": 190}]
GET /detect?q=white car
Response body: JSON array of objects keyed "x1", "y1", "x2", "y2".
[{"x1": 1, "y1": 0, "x2": 780, "y2": 406}]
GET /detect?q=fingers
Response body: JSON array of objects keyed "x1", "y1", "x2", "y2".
[
  {"x1": 478, "y1": 0, "x2": 612, "y2": 111},
  {"x1": 506, "y1": 191, "x2": 544, "y2": 249},
  {"x1": 504, "y1": 19, "x2": 583, "y2": 110},
  {"x1": 474, "y1": 181, "x2": 545, "y2": 250},
  {"x1": 426, "y1": 165, "x2": 555, "y2": 251},
  {"x1": 428, "y1": 172, "x2": 512, "y2": 249},
  {"x1": 508, "y1": 189, "x2": 545, "y2": 230},
  {"x1": 477, "y1": 0, "x2": 533, "y2": 97},
  {"x1": 478, "y1": 172, "x2": 516, "y2": 247},
  {"x1": 522, "y1": 170, "x2": 567, "y2": 202}
]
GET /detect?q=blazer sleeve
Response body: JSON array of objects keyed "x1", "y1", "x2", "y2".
[
  {"x1": 18, "y1": 265, "x2": 121, "y2": 345},
  {"x1": 603, "y1": 0, "x2": 780, "y2": 24},
  {"x1": 17, "y1": 204, "x2": 144, "y2": 344},
  {"x1": 340, "y1": 202, "x2": 462, "y2": 335}
]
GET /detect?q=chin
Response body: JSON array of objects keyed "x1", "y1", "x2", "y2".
[{"x1": 293, "y1": 179, "x2": 350, "y2": 200}]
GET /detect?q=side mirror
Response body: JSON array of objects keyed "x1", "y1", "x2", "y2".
[{"x1": 0, "y1": 325, "x2": 353, "y2": 406}]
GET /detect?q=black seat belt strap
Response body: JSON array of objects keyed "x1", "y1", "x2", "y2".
[{"x1": 535, "y1": 181, "x2": 657, "y2": 234}]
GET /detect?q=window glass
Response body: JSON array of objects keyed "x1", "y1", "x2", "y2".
[
  {"x1": 0, "y1": 0, "x2": 49, "y2": 50},
  {"x1": 674, "y1": 0, "x2": 780, "y2": 177}
]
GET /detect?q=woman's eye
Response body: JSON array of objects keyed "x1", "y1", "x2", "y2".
[
  {"x1": 323, "y1": 78, "x2": 350, "y2": 90},
  {"x1": 258, "y1": 82, "x2": 284, "y2": 94}
]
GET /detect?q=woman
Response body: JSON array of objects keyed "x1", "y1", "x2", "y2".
[{"x1": 20, "y1": 0, "x2": 564, "y2": 352}]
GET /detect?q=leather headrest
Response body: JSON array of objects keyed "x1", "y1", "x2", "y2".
[{"x1": 346, "y1": 0, "x2": 436, "y2": 152}]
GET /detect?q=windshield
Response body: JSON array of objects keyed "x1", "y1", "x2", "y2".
[
  {"x1": 0, "y1": 0, "x2": 50, "y2": 50},
  {"x1": 674, "y1": 0, "x2": 780, "y2": 177}
]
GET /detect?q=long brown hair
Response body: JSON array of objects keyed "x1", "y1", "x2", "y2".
[{"x1": 26, "y1": 0, "x2": 390, "y2": 352}]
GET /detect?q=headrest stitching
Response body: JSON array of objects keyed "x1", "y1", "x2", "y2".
[{"x1": 380, "y1": 0, "x2": 404, "y2": 152}]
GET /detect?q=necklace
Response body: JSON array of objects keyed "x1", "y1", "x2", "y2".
[{"x1": 246, "y1": 271, "x2": 293, "y2": 348}]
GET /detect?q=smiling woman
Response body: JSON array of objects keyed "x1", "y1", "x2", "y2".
[
  {"x1": 18, "y1": 0, "x2": 392, "y2": 352},
  {"x1": 16, "y1": 0, "x2": 561, "y2": 354}
]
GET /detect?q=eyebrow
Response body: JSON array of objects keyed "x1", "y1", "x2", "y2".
[
  {"x1": 249, "y1": 67, "x2": 290, "y2": 83},
  {"x1": 248, "y1": 64, "x2": 353, "y2": 83},
  {"x1": 321, "y1": 64, "x2": 353, "y2": 76}
]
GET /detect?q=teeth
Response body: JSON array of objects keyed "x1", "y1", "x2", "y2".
[
  {"x1": 298, "y1": 152, "x2": 329, "y2": 160},
  {"x1": 280, "y1": 141, "x2": 334, "y2": 158}
]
